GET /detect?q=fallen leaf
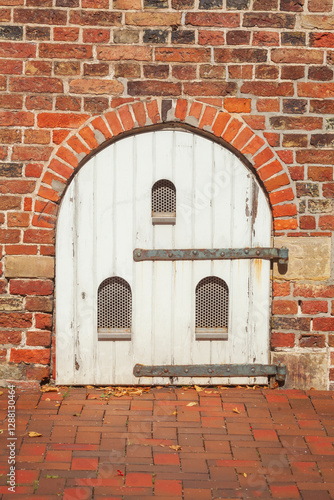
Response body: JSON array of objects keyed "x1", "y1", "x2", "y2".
[
  {"x1": 73, "y1": 413, "x2": 80, "y2": 417},
  {"x1": 29, "y1": 432, "x2": 42, "y2": 438},
  {"x1": 159, "y1": 444, "x2": 165, "y2": 447},
  {"x1": 233, "y1": 408, "x2": 240, "y2": 414},
  {"x1": 156, "y1": 386, "x2": 163, "y2": 389},
  {"x1": 0, "y1": 429, "x2": 3, "y2": 434},
  {"x1": 205, "y1": 391, "x2": 212, "y2": 394},
  {"x1": 45, "y1": 398, "x2": 50, "y2": 401},
  {"x1": 55, "y1": 404, "x2": 61, "y2": 407},
  {"x1": 46, "y1": 475, "x2": 59, "y2": 479},
  {"x1": 194, "y1": 385, "x2": 203, "y2": 392},
  {"x1": 171, "y1": 411, "x2": 177, "y2": 415},
  {"x1": 236, "y1": 385, "x2": 243, "y2": 389},
  {"x1": 0, "y1": 391, "x2": 3, "y2": 396},
  {"x1": 186, "y1": 402, "x2": 197, "y2": 407},
  {"x1": 116, "y1": 470, "x2": 124, "y2": 476},
  {"x1": 41, "y1": 386, "x2": 59, "y2": 393},
  {"x1": 169, "y1": 445, "x2": 181, "y2": 451},
  {"x1": 86, "y1": 385, "x2": 94, "y2": 389},
  {"x1": 243, "y1": 473, "x2": 247, "y2": 477}
]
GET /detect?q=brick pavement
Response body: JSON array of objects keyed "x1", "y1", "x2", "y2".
[{"x1": 0, "y1": 386, "x2": 333, "y2": 499}]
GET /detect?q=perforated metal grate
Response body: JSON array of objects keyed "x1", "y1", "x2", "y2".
[
  {"x1": 97, "y1": 277, "x2": 132, "y2": 329},
  {"x1": 195, "y1": 277, "x2": 229, "y2": 329},
  {"x1": 152, "y1": 179, "x2": 176, "y2": 214}
]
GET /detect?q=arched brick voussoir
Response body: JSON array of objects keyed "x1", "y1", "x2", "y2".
[{"x1": 41, "y1": 98, "x2": 298, "y2": 231}]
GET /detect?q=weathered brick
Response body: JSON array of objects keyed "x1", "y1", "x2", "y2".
[
  {"x1": 270, "y1": 116, "x2": 322, "y2": 131},
  {"x1": 0, "y1": 312, "x2": 32, "y2": 328},
  {"x1": 26, "y1": 330, "x2": 51, "y2": 346},
  {"x1": 84, "y1": 28, "x2": 110, "y2": 43},
  {"x1": 215, "y1": 48, "x2": 267, "y2": 63},
  {"x1": 172, "y1": 30, "x2": 195, "y2": 44},
  {"x1": 308, "y1": 66, "x2": 333, "y2": 81},
  {"x1": 185, "y1": 12, "x2": 240, "y2": 27},
  {"x1": 69, "y1": 79, "x2": 123, "y2": 95},
  {"x1": 281, "y1": 32, "x2": 306, "y2": 45},
  {"x1": 296, "y1": 182, "x2": 319, "y2": 197},
  {"x1": 241, "y1": 82, "x2": 293, "y2": 96},
  {"x1": 10, "y1": 347, "x2": 50, "y2": 364},
  {"x1": 128, "y1": 81, "x2": 182, "y2": 96},
  {"x1": 98, "y1": 45, "x2": 152, "y2": 61},
  {"x1": 271, "y1": 332, "x2": 295, "y2": 348},
  {"x1": 14, "y1": 9, "x2": 67, "y2": 25},
  {"x1": 26, "y1": 27, "x2": 50, "y2": 40},
  {"x1": 0, "y1": 25, "x2": 23, "y2": 40},
  {"x1": 69, "y1": 10, "x2": 122, "y2": 26},
  {"x1": 299, "y1": 334, "x2": 325, "y2": 348},
  {"x1": 145, "y1": 64, "x2": 169, "y2": 79},
  {"x1": 243, "y1": 13, "x2": 295, "y2": 28},
  {"x1": 282, "y1": 99, "x2": 307, "y2": 114},
  {"x1": 143, "y1": 29, "x2": 168, "y2": 44}
]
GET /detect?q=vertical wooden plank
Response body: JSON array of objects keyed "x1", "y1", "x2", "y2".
[
  {"x1": 72, "y1": 158, "x2": 97, "y2": 385},
  {"x1": 132, "y1": 132, "x2": 155, "y2": 385},
  {"x1": 95, "y1": 146, "x2": 117, "y2": 385},
  {"x1": 191, "y1": 134, "x2": 214, "y2": 385},
  {"x1": 172, "y1": 130, "x2": 195, "y2": 385},
  {"x1": 210, "y1": 145, "x2": 233, "y2": 385},
  {"x1": 112, "y1": 137, "x2": 135, "y2": 384},
  {"x1": 248, "y1": 182, "x2": 272, "y2": 382},
  {"x1": 228, "y1": 158, "x2": 253, "y2": 384},
  {"x1": 56, "y1": 181, "x2": 75, "y2": 384},
  {"x1": 151, "y1": 131, "x2": 174, "y2": 384}
]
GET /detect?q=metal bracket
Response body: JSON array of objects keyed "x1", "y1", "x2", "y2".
[
  {"x1": 133, "y1": 363, "x2": 286, "y2": 383},
  {"x1": 133, "y1": 247, "x2": 288, "y2": 264}
]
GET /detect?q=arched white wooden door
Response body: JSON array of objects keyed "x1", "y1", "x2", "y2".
[{"x1": 56, "y1": 130, "x2": 272, "y2": 385}]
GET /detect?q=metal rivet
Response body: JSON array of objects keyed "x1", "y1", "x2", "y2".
[
  {"x1": 245, "y1": 249, "x2": 249, "y2": 254},
  {"x1": 164, "y1": 368, "x2": 168, "y2": 373},
  {"x1": 184, "y1": 368, "x2": 189, "y2": 373},
  {"x1": 221, "y1": 251, "x2": 225, "y2": 257},
  {"x1": 227, "y1": 368, "x2": 230, "y2": 372},
  {"x1": 208, "y1": 368, "x2": 213, "y2": 374},
  {"x1": 193, "y1": 250, "x2": 198, "y2": 256},
  {"x1": 256, "y1": 250, "x2": 260, "y2": 256},
  {"x1": 136, "y1": 250, "x2": 141, "y2": 257},
  {"x1": 168, "y1": 252, "x2": 172, "y2": 257},
  {"x1": 251, "y1": 368, "x2": 255, "y2": 372}
]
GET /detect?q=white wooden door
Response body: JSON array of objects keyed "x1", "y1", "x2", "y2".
[{"x1": 56, "y1": 130, "x2": 272, "y2": 385}]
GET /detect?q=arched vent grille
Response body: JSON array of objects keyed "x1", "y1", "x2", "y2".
[
  {"x1": 152, "y1": 179, "x2": 176, "y2": 214},
  {"x1": 97, "y1": 277, "x2": 131, "y2": 330},
  {"x1": 195, "y1": 277, "x2": 228, "y2": 329}
]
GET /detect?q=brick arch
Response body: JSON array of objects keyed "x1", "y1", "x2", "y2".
[{"x1": 35, "y1": 98, "x2": 298, "y2": 233}]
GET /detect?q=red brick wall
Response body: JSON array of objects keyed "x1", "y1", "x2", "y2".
[{"x1": 0, "y1": 0, "x2": 333, "y2": 388}]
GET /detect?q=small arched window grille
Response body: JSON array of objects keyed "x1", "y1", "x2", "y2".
[
  {"x1": 151, "y1": 179, "x2": 176, "y2": 225},
  {"x1": 97, "y1": 277, "x2": 132, "y2": 340},
  {"x1": 195, "y1": 277, "x2": 229, "y2": 340}
]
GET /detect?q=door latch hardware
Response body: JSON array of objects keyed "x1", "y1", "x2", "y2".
[
  {"x1": 133, "y1": 363, "x2": 286, "y2": 383},
  {"x1": 134, "y1": 247, "x2": 288, "y2": 264}
]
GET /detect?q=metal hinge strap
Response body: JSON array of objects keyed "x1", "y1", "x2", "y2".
[
  {"x1": 134, "y1": 247, "x2": 288, "y2": 264},
  {"x1": 133, "y1": 363, "x2": 286, "y2": 382}
]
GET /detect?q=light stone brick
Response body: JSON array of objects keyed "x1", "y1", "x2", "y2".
[
  {"x1": 4, "y1": 256, "x2": 54, "y2": 279},
  {"x1": 273, "y1": 236, "x2": 331, "y2": 281}
]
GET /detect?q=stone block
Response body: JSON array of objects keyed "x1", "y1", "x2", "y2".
[
  {"x1": 271, "y1": 352, "x2": 329, "y2": 389},
  {"x1": 0, "y1": 297, "x2": 23, "y2": 311},
  {"x1": 4, "y1": 256, "x2": 54, "y2": 279},
  {"x1": 273, "y1": 236, "x2": 331, "y2": 281}
]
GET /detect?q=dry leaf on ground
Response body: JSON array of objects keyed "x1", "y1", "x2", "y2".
[
  {"x1": 0, "y1": 391, "x2": 3, "y2": 396},
  {"x1": 233, "y1": 408, "x2": 240, "y2": 414},
  {"x1": 186, "y1": 402, "x2": 197, "y2": 407},
  {"x1": 169, "y1": 445, "x2": 181, "y2": 451},
  {"x1": 40, "y1": 386, "x2": 58, "y2": 393},
  {"x1": 194, "y1": 385, "x2": 203, "y2": 392},
  {"x1": 28, "y1": 432, "x2": 42, "y2": 438}
]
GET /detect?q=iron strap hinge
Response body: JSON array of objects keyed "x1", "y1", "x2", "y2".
[
  {"x1": 133, "y1": 363, "x2": 286, "y2": 382},
  {"x1": 133, "y1": 247, "x2": 288, "y2": 264}
]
